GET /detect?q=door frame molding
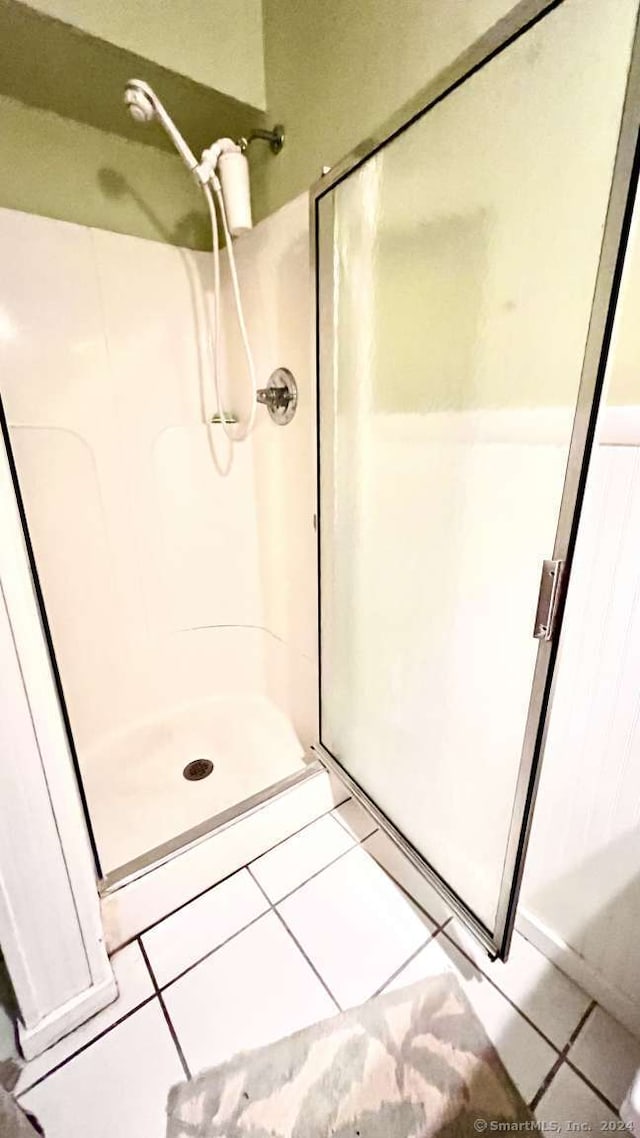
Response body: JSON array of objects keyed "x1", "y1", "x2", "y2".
[
  {"x1": 310, "y1": 0, "x2": 640, "y2": 959},
  {"x1": 0, "y1": 407, "x2": 115, "y2": 1060}
]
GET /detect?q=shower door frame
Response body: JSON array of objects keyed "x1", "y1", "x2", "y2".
[{"x1": 310, "y1": 0, "x2": 640, "y2": 959}]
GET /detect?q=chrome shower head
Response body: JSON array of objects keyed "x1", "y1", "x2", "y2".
[{"x1": 124, "y1": 79, "x2": 200, "y2": 174}]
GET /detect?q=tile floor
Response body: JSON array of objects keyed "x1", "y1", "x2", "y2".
[{"x1": 15, "y1": 799, "x2": 640, "y2": 1137}]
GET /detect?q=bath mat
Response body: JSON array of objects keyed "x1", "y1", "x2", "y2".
[{"x1": 166, "y1": 971, "x2": 533, "y2": 1137}]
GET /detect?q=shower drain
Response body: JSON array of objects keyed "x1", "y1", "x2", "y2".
[{"x1": 183, "y1": 758, "x2": 214, "y2": 782}]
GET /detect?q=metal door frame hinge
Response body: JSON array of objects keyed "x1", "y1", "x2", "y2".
[{"x1": 533, "y1": 559, "x2": 565, "y2": 641}]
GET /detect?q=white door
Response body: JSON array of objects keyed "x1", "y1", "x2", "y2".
[{"x1": 312, "y1": 0, "x2": 640, "y2": 959}]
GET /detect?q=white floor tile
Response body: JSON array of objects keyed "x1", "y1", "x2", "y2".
[
  {"x1": 15, "y1": 942, "x2": 154, "y2": 1094},
  {"x1": 277, "y1": 845, "x2": 436, "y2": 1009},
  {"x1": 250, "y1": 814, "x2": 355, "y2": 901},
  {"x1": 446, "y1": 922, "x2": 591, "y2": 1048},
  {"x1": 332, "y1": 798, "x2": 377, "y2": 842},
  {"x1": 103, "y1": 768, "x2": 342, "y2": 952},
  {"x1": 163, "y1": 911, "x2": 336, "y2": 1075},
  {"x1": 141, "y1": 869, "x2": 268, "y2": 987},
  {"x1": 385, "y1": 932, "x2": 557, "y2": 1103},
  {"x1": 536, "y1": 1063, "x2": 618, "y2": 1129},
  {"x1": 570, "y1": 1005, "x2": 640, "y2": 1109},
  {"x1": 362, "y1": 830, "x2": 453, "y2": 926},
  {"x1": 19, "y1": 1001, "x2": 184, "y2": 1138}
]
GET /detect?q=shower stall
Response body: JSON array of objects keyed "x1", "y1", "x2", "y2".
[
  {"x1": 0, "y1": 120, "x2": 317, "y2": 887},
  {"x1": 2, "y1": 0, "x2": 640, "y2": 1058}
]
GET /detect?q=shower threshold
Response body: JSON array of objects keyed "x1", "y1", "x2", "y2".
[{"x1": 98, "y1": 762, "x2": 319, "y2": 895}]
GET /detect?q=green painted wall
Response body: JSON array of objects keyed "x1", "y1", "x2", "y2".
[
  {"x1": 1, "y1": 0, "x2": 525, "y2": 245},
  {"x1": 261, "y1": 0, "x2": 514, "y2": 216},
  {"x1": 264, "y1": 0, "x2": 640, "y2": 408},
  {"x1": 0, "y1": 94, "x2": 212, "y2": 248},
  {"x1": 16, "y1": 0, "x2": 266, "y2": 109},
  {"x1": 0, "y1": 0, "x2": 268, "y2": 248}
]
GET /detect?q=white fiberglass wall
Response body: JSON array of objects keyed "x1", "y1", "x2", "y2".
[
  {"x1": 522, "y1": 192, "x2": 640, "y2": 1038},
  {"x1": 0, "y1": 193, "x2": 317, "y2": 874}
]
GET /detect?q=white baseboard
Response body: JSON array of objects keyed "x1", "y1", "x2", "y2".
[
  {"x1": 18, "y1": 973, "x2": 117, "y2": 1060},
  {"x1": 518, "y1": 909, "x2": 640, "y2": 1039},
  {"x1": 101, "y1": 766, "x2": 348, "y2": 951}
]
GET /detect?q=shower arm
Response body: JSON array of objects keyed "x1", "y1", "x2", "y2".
[
  {"x1": 197, "y1": 131, "x2": 285, "y2": 188},
  {"x1": 238, "y1": 125, "x2": 285, "y2": 155}
]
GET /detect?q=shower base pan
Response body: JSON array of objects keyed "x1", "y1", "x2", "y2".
[{"x1": 80, "y1": 695, "x2": 309, "y2": 883}]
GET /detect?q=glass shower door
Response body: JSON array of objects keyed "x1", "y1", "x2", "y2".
[{"x1": 313, "y1": 0, "x2": 640, "y2": 957}]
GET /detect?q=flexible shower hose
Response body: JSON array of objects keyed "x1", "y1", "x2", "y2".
[{"x1": 203, "y1": 181, "x2": 258, "y2": 442}]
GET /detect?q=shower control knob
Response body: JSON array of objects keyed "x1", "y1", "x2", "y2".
[{"x1": 256, "y1": 368, "x2": 298, "y2": 426}]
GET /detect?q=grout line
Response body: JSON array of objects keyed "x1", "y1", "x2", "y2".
[
  {"x1": 150, "y1": 802, "x2": 379, "y2": 995},
  {"x1": 244, "y1": 795, "x2": 350, "y2": 869},
  {"x1": 160, "y1": 909, "x2": 270, "y2": 992},
  {"x1": 560, "y1": 1002, "x2": 619, "y2": 1111},
  {"x1": 158, "y1": 992, "x2": 191, "y2": 1082},
  {"x1": 16, "y1": 818, "x2": 615, "y2": 1116},
  {"x1": 110, "y1": 799, "x2": 613, "y2": 1113},
  {"x1": 156, "y1": 817, "x2": 381, "y2": 991},
  {"x1": 154, "y1": 804, "x2": 440, "y2": 997},
  {"x1": 128, "y1": 824, "x2": 626, "y2": 1124},
  {"x1": 138, "y1": 939, "x2": 191, "y2": 1081},
  {"x1": 247, "y1": 865, "x2": 342, "y2": 1012},
  {"x1": 18, "y1": 930, "x2": 217, "y2": 1096},
  {"x1": 16, "y1": 995, "x2": 157, "y2": 1098},
  {"x1": 439, "y1": 923, "x2": 562, "y2": 1055},
  {"x1": 331, "y1": 803, "x2": 378, "y2": 844},
  {"x1": 273, "y1": 841, "x2": 362, "y2": 905},
  {"x1": 271, "y1": 906, "x2": 343, "y2": 1013},
  {"x1": 158, "y1": 814, "x2": 378, "y2": 992},
  {"x1": 564, "y1": 1058, "x2": 620, "y2": 1116},
  {"x1": 567, "y1": 1001, "x2": 596, "y2": 1050},
  {"x1": 155, "y1": 807, "x2": 381, "y2": 993},
  {"x1": 113, "y1": 867, "x2": 255, "y2": 955},
  {"x1": 431, "y1": 931, "x2": 610, "y2": 1119},
  {"x1": 250, "y1": 834, "x2": 448, "y2": 1014},
  {"x1": 253, "y1": 810, "x2": 440, "y2": 941},
  {"x1": 529, "y1": 1053, "x2": 620, "y2": 1120},
  {"x1": 528, "y1": 1001, "x2": 619, "y2": 1117},
  {"x1": 137, "y1": 936, "x2": 158, "y2": 988},
  {"x1": 195, "y1": 825, "x2": 617, "y2": 1125},
  {"x1": 112, "y1": 796, "x2": 353, "y2": 950},
  {"x1": 529, "y1": 1053, "x2": 566, "y2": 1112},
  {"x1": 370, "y1": 920, "x2": 449, "y2": 999}
]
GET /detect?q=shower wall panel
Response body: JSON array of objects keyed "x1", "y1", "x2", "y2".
[
  {"x1": 217, "y1": 194, "x2": 318, "y2": 745},
  {"x1": 522, "y1": 439, "x2": 640, "y2": 1037},
  {"x1": 521, "y1": 201, "x2": 640, "y2": 1035},
  {"x1": 0, "y1": 196, "x2": 316, "y2": 865}
]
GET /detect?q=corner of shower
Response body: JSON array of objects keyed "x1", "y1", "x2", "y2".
[{"x1": 0, "y1": 78, "x2": 317, "y2": 906}]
